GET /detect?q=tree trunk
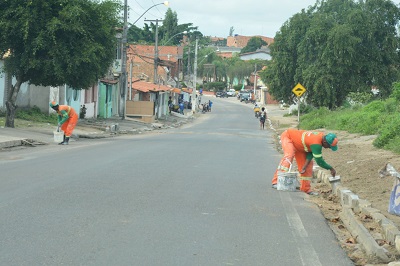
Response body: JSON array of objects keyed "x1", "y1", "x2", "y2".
[
  {"x1": 5, "y1": 77, "x2": 22, "y2": 128},
  {"x1": 5, "y1": 100, "x2": 16, "y2": 128}
]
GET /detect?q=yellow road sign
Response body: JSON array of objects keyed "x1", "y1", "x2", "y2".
[{"x1": 292, "y1": 83, "x2": 307, "y2": 97}]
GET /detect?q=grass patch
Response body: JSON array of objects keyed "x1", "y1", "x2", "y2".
[
  {"x1": 299, "y1": 96, "x2": 400, "y2": 154},
  {"x1": 0, "y1": 106, "x2": 58, "y2": 126}
]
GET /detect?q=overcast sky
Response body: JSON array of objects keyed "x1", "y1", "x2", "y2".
[
  {"x1": 128, "y1": 0, "x2": 400, "y2": 38},
  {"x1": 127, "y1": 0, "x2": 321, "y2": 38}
]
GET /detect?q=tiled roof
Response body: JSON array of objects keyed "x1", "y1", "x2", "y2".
[
  {"x1": 100, "y1": 78, "x2": 119, "y2": 84},
  {"x1": 131, "y1": 80, "x2": 173, "y2": 92},
  {"x1": 128, "y1": 44, "x2": 183, "y2": 63},
  {"x1": 226, "y1": 35, "x2": 274, "y2": 48},
  {"x1": 171, "y1": 88, "x2": 181, "y2": 93}
]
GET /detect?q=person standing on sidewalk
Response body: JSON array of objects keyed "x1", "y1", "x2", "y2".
[
  {"x1": 50, "y1": 101, "x2": 78, "y2": 145},
  {"x1": 168, "y1": 96, "x2": 173, "y2": 114},
  {"x1": 271, "y1": 129, "x2": 338, "y2": 195},
  {"x1": 179, "y1": 101, "x2": 184, "y2": 115}
]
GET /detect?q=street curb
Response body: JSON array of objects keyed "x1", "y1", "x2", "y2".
[
  {"x1": 0, "y1": 139, "x2": 24, "y2": 149},
  {"x1": 315, "y1": 168, "x2": 400, "y2": 261}
]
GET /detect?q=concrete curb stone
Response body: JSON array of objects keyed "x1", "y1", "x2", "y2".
[
  {"x1": 340, "y1": 206, "x2": 390, "y2": 262},
  {"x1": 315, "y1": 169, "x2": 400, "y2": 263}
]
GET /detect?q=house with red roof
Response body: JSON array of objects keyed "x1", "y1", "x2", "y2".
[{"x1": 127, "y1": 44, "x2": 184, "y2": 85}]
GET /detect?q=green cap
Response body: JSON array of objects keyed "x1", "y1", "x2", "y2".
[{"x1": 325, "y1": 133, "x2": 338, "y2": 151}]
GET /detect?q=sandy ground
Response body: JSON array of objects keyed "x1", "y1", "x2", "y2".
[{"x1": 268, "y1": 110, "x2": 400, "y2": 265}]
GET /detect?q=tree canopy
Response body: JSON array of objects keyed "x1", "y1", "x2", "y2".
[
  {"x1": 240, "y1": 37, "x2": 267, "y2": 54},
  {"x1": 0, "y1": 0, "x2": 122, "y2": 127},
  {"x1": 260, "y1": 0, "x2": 400, "y2": 109},
  {"x1": 128, "y1": 8, "x2": 199, "y2": 46}
]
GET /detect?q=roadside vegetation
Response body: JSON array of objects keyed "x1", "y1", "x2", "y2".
[
  {"x1": 0, "y1": 106, "x2": 56, "y2": 125},
  {"x1": 260, "y1": 0, "x2": 400, "y2": 110},
  {"x1": 297, "y1": 82, "x2": 400, "y2": 154}
]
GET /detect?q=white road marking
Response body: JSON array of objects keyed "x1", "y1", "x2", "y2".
[{"x1": 280, "y1": 193, "x2": 322, "y2": 266}]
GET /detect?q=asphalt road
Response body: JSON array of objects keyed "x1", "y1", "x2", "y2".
[{"x1": 0, "y1": 97, "x2": 353, "y2": 266}]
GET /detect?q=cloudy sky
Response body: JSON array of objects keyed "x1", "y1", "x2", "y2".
[
  {"x1": 128, "y1": 0, "x2": 400, "y2": 38},
  {"x1": 127, "y1": 0, "x2": 322, "y2": 38}
]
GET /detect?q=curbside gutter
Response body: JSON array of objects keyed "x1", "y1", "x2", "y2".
[{"x1": 314, "y1": 168, "x2": 399, "y2": 262}]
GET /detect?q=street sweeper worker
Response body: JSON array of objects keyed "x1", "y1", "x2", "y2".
[
  {"x1": 271, "y1": 129, "x2": 338, "y2": 195},
  {"x1": 49, "y1": 101, "x2": 78, "y2": 145}
]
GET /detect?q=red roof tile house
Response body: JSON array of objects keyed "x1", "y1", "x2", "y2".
[
  {"x1": 226, "y1": 35, "x2": 274, "y2": 48},
  {"x1": 127, "y1": 44, "x2": 184, "y2": 85}
]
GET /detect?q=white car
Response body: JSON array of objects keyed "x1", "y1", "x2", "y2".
[{"x1": 226, "y1": 89, "x2": 236, "y2": 97}]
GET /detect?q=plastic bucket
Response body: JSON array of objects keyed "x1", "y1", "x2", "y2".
[
  {"x1": 277, "y1": 171, "x2": 298, "y2": 191},
  {"x1": 53, "y1": 131, "x2": 64, "y2": 143}
]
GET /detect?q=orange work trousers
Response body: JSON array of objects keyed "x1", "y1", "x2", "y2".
[
  {"x1": 271, "y1": 130, "x2": 314, "y2": 193},
  {"x1": 61, "y1": 113, "x2": 78, "y2": 137}
]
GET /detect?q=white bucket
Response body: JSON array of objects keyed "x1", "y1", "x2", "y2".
[
  {"x1": 277, "y1": 160, "x2": 298, "y2": 191},
  {"x1": 277, "y1": 171, "x2": 298, "y2": 191},
  {"x1": 53, "y1": 131, "x2": 64, "y2": 143}
]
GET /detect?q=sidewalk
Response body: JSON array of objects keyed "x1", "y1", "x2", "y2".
[{"x1": 0, "y1": 111, "x2": 194, "y2": 149}]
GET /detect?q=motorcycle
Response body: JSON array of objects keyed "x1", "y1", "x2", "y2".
[
  {"x1": 201, "y1": 102, "x2": 209, "y2": 113},
  {"x1": 254, "y1": 106, "x2": 261, "y2": 118}
]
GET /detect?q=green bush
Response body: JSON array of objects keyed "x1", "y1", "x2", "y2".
[
  {"x1": 300, "y1": 107, "x2": 332, "y2": 129},
  {"x1": 347, "y1": 111, "x2": 383, "y2": 135},
  {"x1": 362, "y1": 101, "x2": 385, "y2": 113},
  {"x1": 390, "y1": 82, "x2": 400, "y2": 101},
  {"x1": 233, "y1": 84, "x2": 244, "y2": 91},
  {"x1": 373, "y1": 115, "x2": 400, "y2": 149},
  {"x1": 384, "y1": 97, "x2": 399, "y2": 114},
  {"x1": 15, "y1": 106, "x2": 57, "y2": 124},
  {"x1": 347, "y1": 91, "x2": 372, "y2": 104},
  {"x1": 204, "y1": 81, "x2": 226, "y2": 91}
]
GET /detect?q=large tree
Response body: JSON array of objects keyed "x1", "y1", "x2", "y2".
[
  {"x1": 0, "y1": 0, "x2": 121, "y2": 127},
  {"x1": 261, "y1": 0, "x2": 400, "y2": 109},
  {"x1": 127, "y1": 8, "x2": 199, "y2": 45}
]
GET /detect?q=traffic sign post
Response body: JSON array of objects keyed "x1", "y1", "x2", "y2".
[
  {"x1": 292, "y1": 83, "x2": 307, "y2": 123},
  {"x1": 292, "y1": 83, "x2": 306, "y2": 97}
]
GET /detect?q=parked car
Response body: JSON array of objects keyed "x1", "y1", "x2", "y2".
[
  {"x1": 216, "y1": 91, "x2": 227, "y2": 98},
  {"x1": 226, "y1": 89, "x2": 236, "y2": 97}
]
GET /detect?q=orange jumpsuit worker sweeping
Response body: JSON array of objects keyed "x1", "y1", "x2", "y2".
[
  {"x1": 271, "y1": 129, "x2": 338, "y2": 195},
  {"x1": 49, "y1": 101, "x2": 78, "y2": 145}
]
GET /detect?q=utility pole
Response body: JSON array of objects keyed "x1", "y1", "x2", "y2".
[
  {"x1": 253, "y1": 64, "x2": 257, "y2": 101},
  {"x1": 191, "y1": 38, "x2": 198, "y2": 113},
  {"x1": 145, "y1": 19, "x2": 163, "y2": 84},
  {"x1": 186, "y1": 46, "x2": 191, "y2": 84},
  {"x1": 120, "y1": 0, "x2": 128, "y2": 119}
]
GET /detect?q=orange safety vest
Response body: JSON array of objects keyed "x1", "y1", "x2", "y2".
[{"x1": 286, "y1": 129, "x2": 323, "y2": 152}]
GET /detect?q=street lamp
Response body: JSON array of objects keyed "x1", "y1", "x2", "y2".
[
  {"x1": 160, "y1": 31, "x2": 187, "y2": 46},
  {"x1": 198, "y1": 48, "x2": 220, "y2": 65},
  {"x1": 132, "y1": 1, "x2": 169, "y2": 25},
  {"x1": 121, "y1": 1, "x2": 169, "y2": 119},
  {"x1": 156, "y1": 31, "x2": 187, "y2": 88}
]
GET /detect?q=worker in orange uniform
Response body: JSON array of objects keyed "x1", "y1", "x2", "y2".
[
  {"x1": 271, "y1": 129, "x2": 338, "y2": 195},
  {"x1": 49, "y1": 101, "x2": 78, "y2": 145}
]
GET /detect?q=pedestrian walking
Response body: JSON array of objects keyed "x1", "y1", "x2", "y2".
[
  {"x1": 259, "y1": 107, "x2": 267, "y2": 129},
  {"x1": 50, "y1": 101, "x2": 78, "y2": 145}
]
